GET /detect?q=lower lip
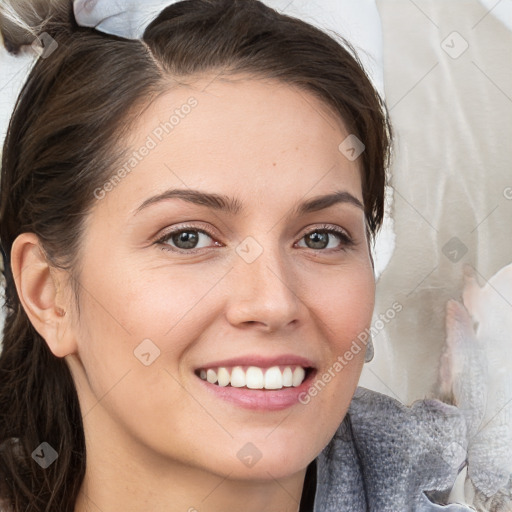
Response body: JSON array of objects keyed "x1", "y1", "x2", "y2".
[{"x1": 195, "y1": 370, "x2": 317, "y2": 411}]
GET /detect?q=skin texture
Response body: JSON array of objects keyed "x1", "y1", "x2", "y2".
[{"x1": 12, "y1": 74, "x2": 376, "y2": 512}]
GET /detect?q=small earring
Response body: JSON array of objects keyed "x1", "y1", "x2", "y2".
[{"x1": 364, "y1": 336, "x2": 374, "y2": 363}]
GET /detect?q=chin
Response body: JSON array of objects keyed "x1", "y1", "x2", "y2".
[{"x1": 210, "y1": 429, "x2": 324, "y2": 481}]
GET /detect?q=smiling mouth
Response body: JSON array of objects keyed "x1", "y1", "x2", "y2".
[{"x1": 194, "y1": 365, "x2": 313, "y2": 390}]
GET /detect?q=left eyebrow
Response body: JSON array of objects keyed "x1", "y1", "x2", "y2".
[
  {"x1": 133, "y1": 188, "x2": 364, "y2": 216},
  {"x1": 292, "y1": 190, "x2": 364, "y2": 216}
]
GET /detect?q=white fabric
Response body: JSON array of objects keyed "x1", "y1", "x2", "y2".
[
  {"x1": 360, "y1": 0, "x2": 512, "y2": 402},
  {"x1": 477, "y1": 0, "x2": 512, "y2": 32},
  {"x1": 73, "y1": 0, "x2": 178, "y2": 39}
]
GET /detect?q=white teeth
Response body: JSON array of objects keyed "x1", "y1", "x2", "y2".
[
  {"x1": 264, "y1": 366, "x2": 283, "y2": 389},
  {"x1": 246, "y1": 366, "x2": 264, "y2": 389},
  {"x1": 206, "y1": 369, "x2": 217, "y2": 384},
  {"x1": 198, "y1": 365, "x2": 308, "y2": 389},
  {"x1": 217, "y1": 367, "x2": 230, "y2": 387},
  {"x1": 282, "y1": 367, "x2": 293, "y2": 387},
  {"x1": 292, "y1": 366, "x2": 305, "y2": 387},
  {"x1": 230, "y1": 366, "x2": 246, "y2": 387}
]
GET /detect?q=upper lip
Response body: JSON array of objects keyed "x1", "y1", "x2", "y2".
[{"x1": 196, "y1": 354, "x2": 315, "y2": 370}]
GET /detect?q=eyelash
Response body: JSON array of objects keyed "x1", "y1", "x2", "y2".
[{"x1": 154, "y1": 223, "x2": 355, "y2": 255}]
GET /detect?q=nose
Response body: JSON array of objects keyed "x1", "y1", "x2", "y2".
[{"x1": 224, "y1": 241, "x2": 302, "y2": 333}]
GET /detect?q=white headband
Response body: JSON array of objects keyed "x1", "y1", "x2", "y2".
[{"x1": 73, "y1": 0, "x2": 180, "y2": 39}]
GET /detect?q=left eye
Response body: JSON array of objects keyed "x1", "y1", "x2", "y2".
[
  {"x1": 297, "y1": 227, "x2": 354, "y2": 251},
  {"x1": 155, "y1": 224, "x2": 354, "y2": 253}
]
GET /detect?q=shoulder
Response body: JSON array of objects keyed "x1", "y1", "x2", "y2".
[{"x1": 314, "y1": 387, "x2": 473, "y2": 511}]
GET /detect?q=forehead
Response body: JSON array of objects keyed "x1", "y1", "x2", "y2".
[{"x1": 97, "y1": 74, "x2": 363, "y2": 215}]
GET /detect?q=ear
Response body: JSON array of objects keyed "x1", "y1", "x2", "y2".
[{"x1": 10, "y1": 232, "x2": 78, "y2": 358}]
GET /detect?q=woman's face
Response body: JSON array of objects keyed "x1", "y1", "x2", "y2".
[{"x1": 65, "y1": 74, "x2": 375, "y2": 482}]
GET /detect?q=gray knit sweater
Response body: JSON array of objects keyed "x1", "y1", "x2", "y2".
[{"x1": 301, "y1": 387, "x2": 476, "y2": 512}]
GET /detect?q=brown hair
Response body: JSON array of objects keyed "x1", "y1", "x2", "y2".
[{"x1": 0, "y1": 0, "x2": 392, "y2": 510}]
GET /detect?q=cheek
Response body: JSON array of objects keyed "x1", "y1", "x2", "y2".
[
  {"x1": 77, "y1": 255, "x2": 205, "y2": 338},
  {"x1": 70, "y1": 263, "x2": 201, "y2": 437},
  {"x1": 301, "y1": 261, "x2": 375, "y2": 417},
  {"x1": 73, "y1": 259, "x2": 222, "y2": 387},
  {"x1": 313, "y1": 260, "x2": 375, "y2": 349}
]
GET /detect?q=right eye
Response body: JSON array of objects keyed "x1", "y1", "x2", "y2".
[{"x1": 155, "y1": 224, "x2": 222, "y2": 253}]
